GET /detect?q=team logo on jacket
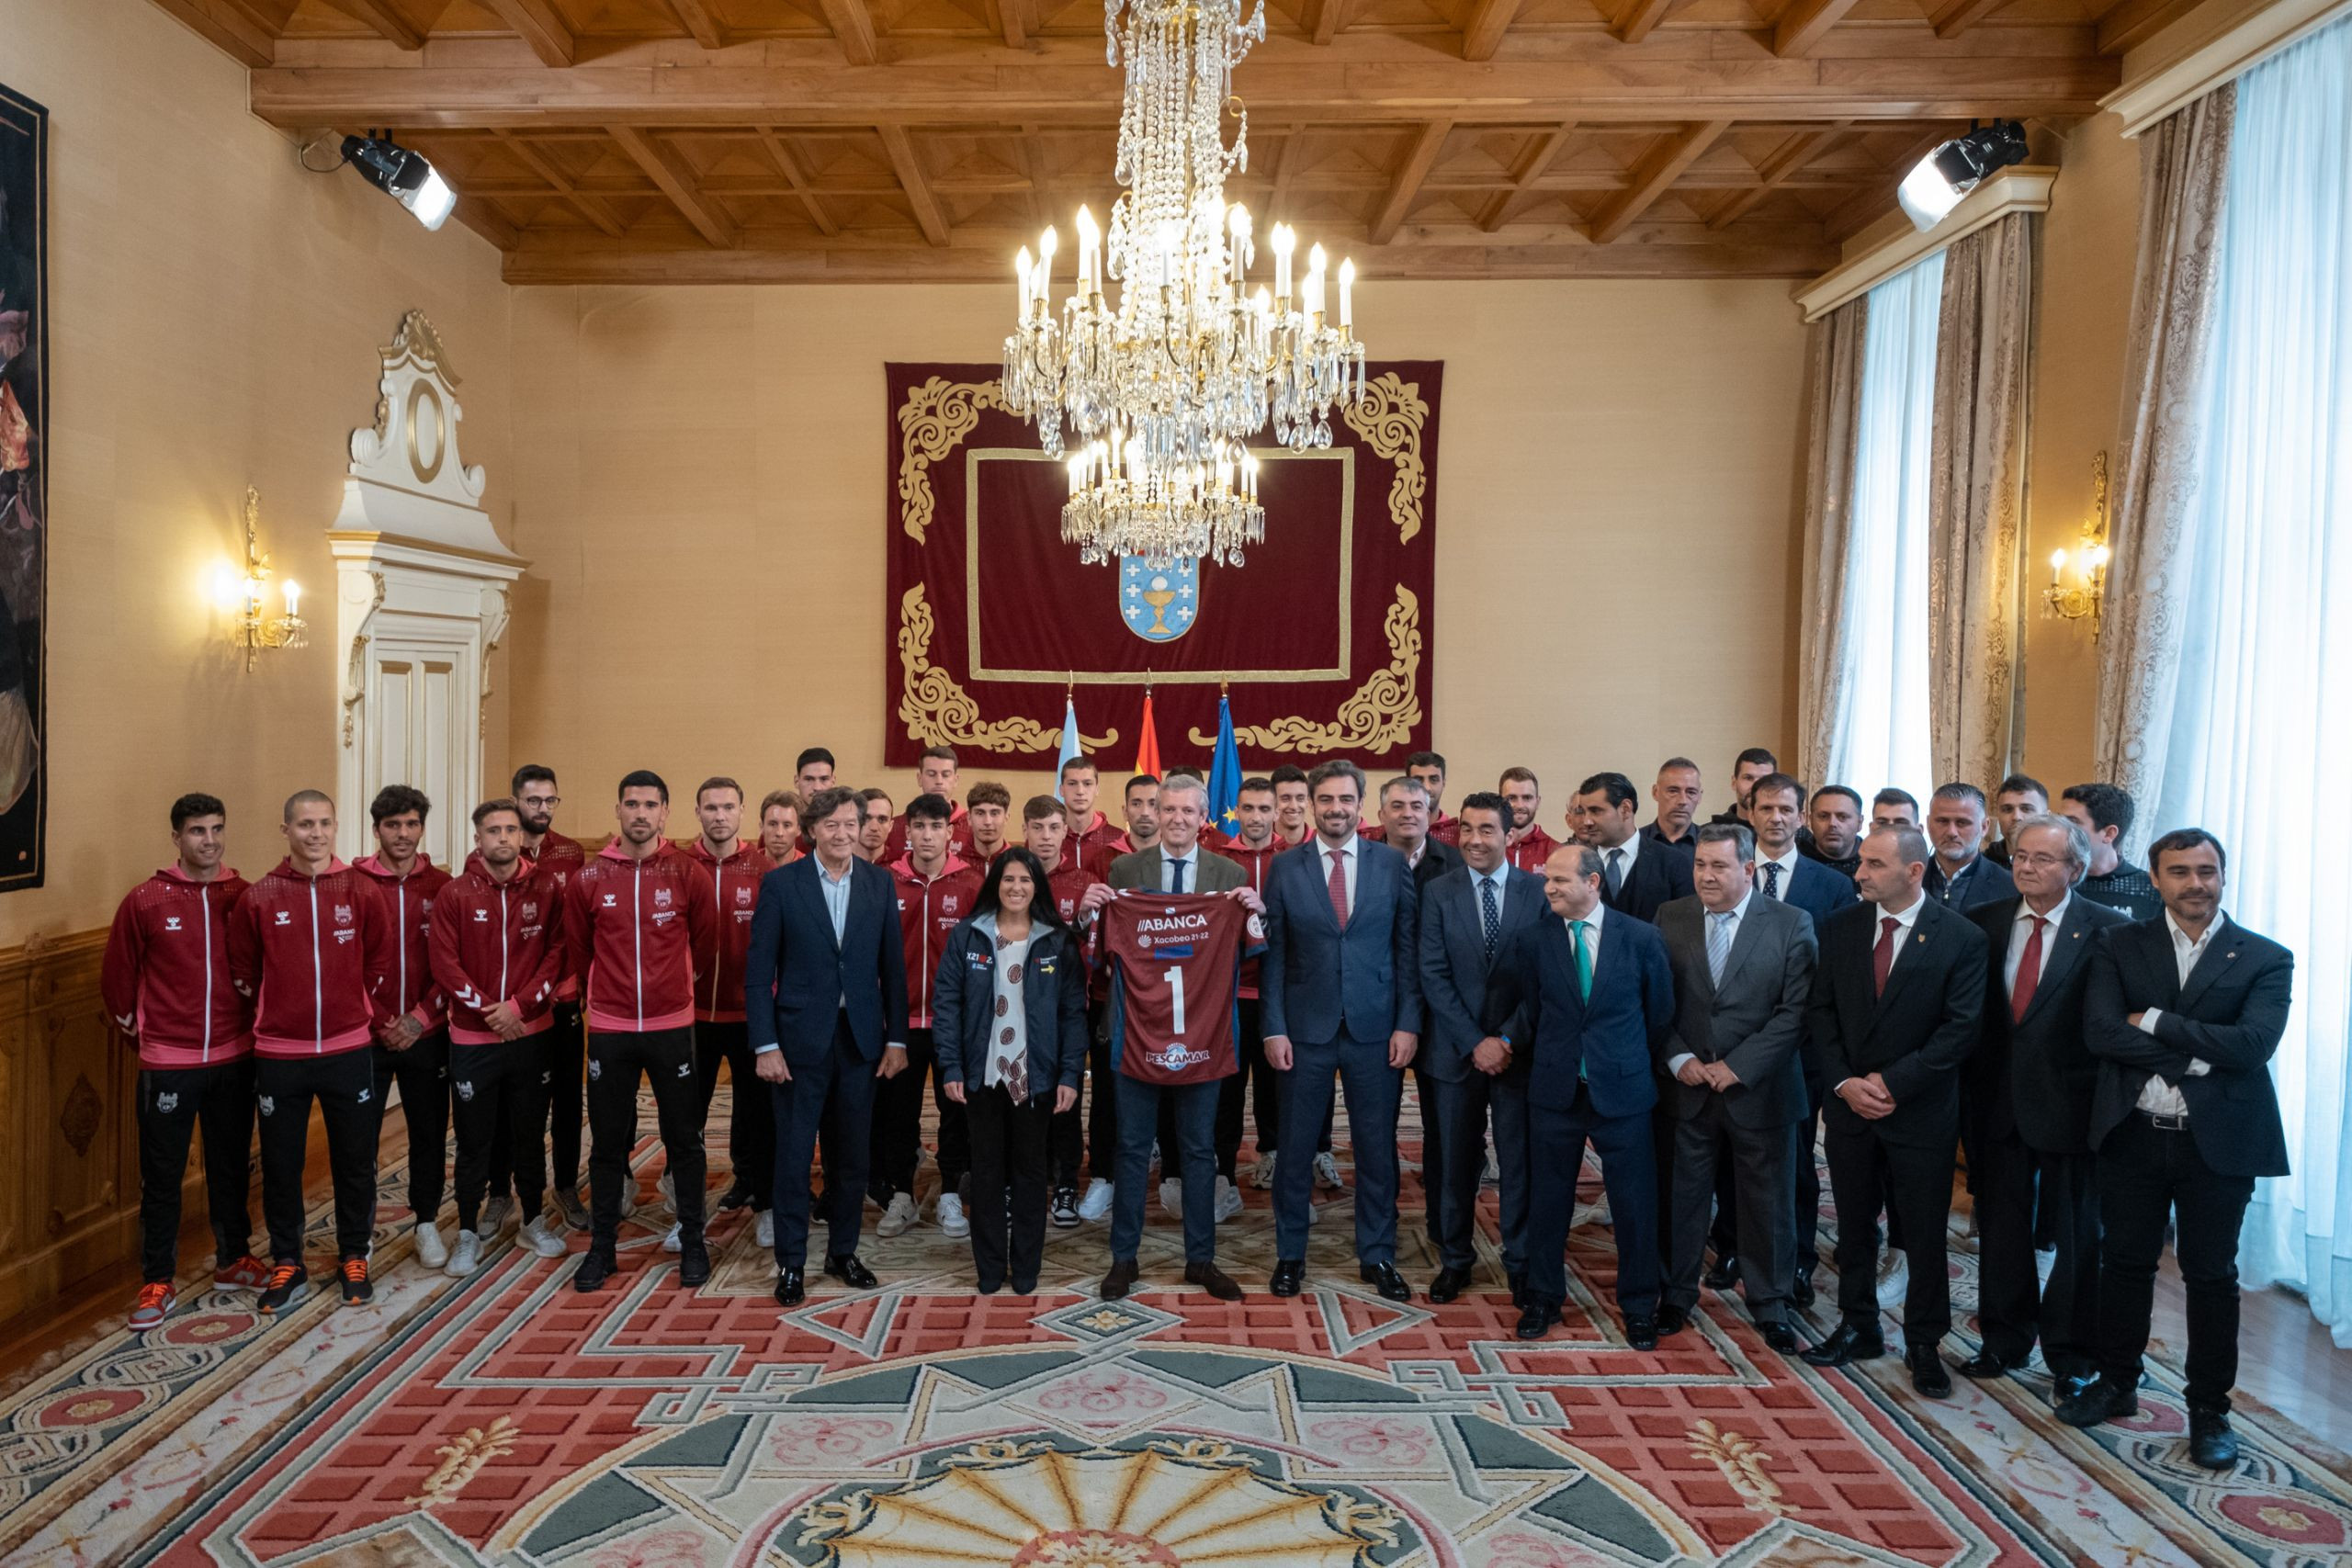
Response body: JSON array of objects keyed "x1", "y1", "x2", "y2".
[
  {"x1": 164, "y1": 916, "x2": 183, "y2": 933},
  {"x1": 334, "y1": 904, "x2": 354, "y2": 926},
  {"x1": 943, "y1": 897, "x2": 959, "y2": 914},
  {"x1": 736, "y1": 887, "x2": 753, "y2": 907},
  {"x1": 258, "y1": 1095, "x2": 276, "y2": 1117},
  {"x1": 522, "y1": 902, "x2": 539, "y2": 922},
  {"x1": 155, "y1": 1091, "x2": 179, "y2": 1113},
  {"x1": 456, "y1": 1080, "x2": 475, "y2": 1102},
  {"x1": 655, "y1": 888, "x2": 673, "y2": 908},
  {"x1": 603, "y1": 894, "x2": 618, "y2": 908}
]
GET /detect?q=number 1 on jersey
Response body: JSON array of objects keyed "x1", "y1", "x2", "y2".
[{"x1": 1163, "y1": 965, "x2": 1186, "y2": 1034}]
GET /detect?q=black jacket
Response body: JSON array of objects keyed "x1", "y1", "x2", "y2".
[
  {"x1": 1965, "y1": 894, "x2": 2131, "y2": 1154},
  {"x1": 931, "y1": 917, "x2": 1090, "y2": 1102},
  {"x1": 1804, "y1": 897, "x2": 1987, "y2": 1146},
  {"x1": 2083, "y1": 915, "x2": 2292, "y2": 1178},
  {"x1": 1597, "y1": 839, "x2": 1695, "y2": 925}
]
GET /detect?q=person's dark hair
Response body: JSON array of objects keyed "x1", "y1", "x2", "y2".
[
  {"x1": 1406, "y1": 750, "x2": 1446, "y2": 774},
  {"x1": 1747, "y1": 772, "x2": 1808, "y2": 810},
  {"x1": 370, "y1": 784, "x2": 431, "y2": 824},
  {"x1": 794, "y1": 747, "x2": 835, "y2": 773},
  {"x1": 1307, "y1": 759, "x2": 1366, "y2": 799},
  {"x1": 1814, "y1": 784, "x2": 1863, "y2": 813},
  {"x1": 1269, "y1": 764, "x2": 1308, "y2": 788},
  {"x1": 2062, "y1": 782, "x2": 2136, "y2": 840},
  {"x1": 920, "y1": 744, "x2": 958, "y2": 766},
  {"x1": 472, "y1": 796, "x2": 524, "y2": 829},
  {"x1": 1498, "y1": 765, "x2": 1539, "y2": 789},
  {"x1": 973, "y1": 846, "x2": 1069, "y2": 934},
  {"x1": 1694, "y1": 822, "x2": 1756, "y2": 863},
  {"x1": 171, "y1": 792, "x2": 227, "y2": 831},
  {"x1": 1238, "y1": 775, "x2": 1275, "y2": 797},
  {"x1": 1060, "y1": 754, "x2": 1097, "y2": 779},
  {"x1": 1735, "y1": 747, "x2": 1779, "y2": 772},
  {"x1": 1872, "y1": 786, "x2": 1919, "y2": 815},
  {"x1": 906, "y1": 792, "x2": 955, "y2": 824},
  {"x1": 1996, "y1": 773, "x2": 2049, "y2": 802},
  {"x1": 1125, "y1": 773, "x2": 1159, "y2": 797},
  {"x1": 511, "y1": 764, "x2": 558, "y2": 795},
  {"x1": 697, "y1": 775, "x2": 743, "y2": 804},
  {"x1": 2148, "y1": 827, "x2": 2226, "y2": 874},
  {"x1": 1023, "y1": 794, "x2": 1067, "y2": 824},
  {"x1": 1457, "y1": 790, "x2": 1511, "y2": 830},
  {"x1": 618, "y1": 770, "x2": 669, "y2": 803},
  {"x1": 967, "y1": 781, "x2": 1013, "y2": 811},
  {"x1": 1658, "y1": 756, "x2": 1700, "y2": 775},
  {"x1": 805, "y1": 785, "x2": 862, "y2": 826},
  {"x1": 1574, "y1": 772, "x2": 1638, "y2": 809},
  {"x1": 1931, "y1": 781, "x2": 1988, "y2": 811}
]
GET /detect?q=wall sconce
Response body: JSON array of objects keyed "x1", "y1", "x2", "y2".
[
  {"x1": 2044, "y1": 450, "x2": 2110, "y2": 637},
  {"x1": 230, "y1": 487, "x2": 307, "y2": 671}
]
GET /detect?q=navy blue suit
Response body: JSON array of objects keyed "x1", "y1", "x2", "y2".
[
  {"x1": 744, "y1": 856, "x2": 910, "y2": 1269},
  {"x1": 1780, "y1": 855, "x2": 1862, "y2": 928},
  {"x1": 1261, "y1": 836, "x2": 1423, "y2": 1267},
  {"x1": 1596, "y1": 838, "x2": 1695, "y2": 925},
  {"x1": 1484, "y1": 908, "x2": 1677, "y2": 1315}
]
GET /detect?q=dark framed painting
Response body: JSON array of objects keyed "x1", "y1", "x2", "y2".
[{"x1": 0, "y1": 84, "x2": 43, "y2": 892}]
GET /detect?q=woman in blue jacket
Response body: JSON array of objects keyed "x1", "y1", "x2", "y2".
[{"x1": 935, "y1": 847, "x2": 1089, "y2": 1293}]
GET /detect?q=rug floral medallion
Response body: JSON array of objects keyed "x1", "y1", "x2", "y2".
[{"x1": 4, "y1": 1090, "x2": 2349, "y2": 1568}]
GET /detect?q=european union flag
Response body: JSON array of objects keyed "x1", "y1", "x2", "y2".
[{"x1": 1207, "y1": 694, "x2": 1241, "y2": 837}]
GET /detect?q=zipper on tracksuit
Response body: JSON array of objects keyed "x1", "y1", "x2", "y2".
[
  {"x1": 497, "y1": 881, "x2": 512, "y2": 1004},
  {"x1": 309, "y1": 879, "x2": 324, "y2": 1052},
  {"x1": 706, "y1": 859, "x2": 723, "y2": 1015},
  {"x1": 632, "y1": 861, "x2": 644, "y2": 1030},
  {"x1": 199, "y1": 884, "x2": 215, "y2": 1064}
]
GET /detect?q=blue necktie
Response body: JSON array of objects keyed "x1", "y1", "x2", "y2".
[
  {"x1": 1479, "y1": 876, "x2": 1500, "y2": 963},
  {"x1": 1170, "y1": 856, "x2": 1187, "y2": 894},
  {"x1": 1763, "y1": 861, "x2": 1781, "y2": 900}
]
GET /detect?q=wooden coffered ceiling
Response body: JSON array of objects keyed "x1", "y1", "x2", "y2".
[{"x1": 149, "y1": 0, "x2": 2198, "y2": 282}]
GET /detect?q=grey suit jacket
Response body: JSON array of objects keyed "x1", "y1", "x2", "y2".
[
  {"x1": 1108, "y1": 842, "x2": 1246, "y2": 895},
  {"x1": 1654, "y1": 892, "x2": 1816, "y2": 1128}
]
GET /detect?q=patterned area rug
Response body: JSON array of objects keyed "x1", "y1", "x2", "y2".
[{"x1": 5, "y1": 1088, "x2": 2350, "y2": 1568}]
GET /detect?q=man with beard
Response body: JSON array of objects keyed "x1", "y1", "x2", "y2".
[
  {"x1": 513, "y1": 764, "x2": 594, "y2": 1230},
  {"x1": 1800, "y1": 785, "x2": 1864, "y2": 882},
  {"x1": 759, "y1": 790, "x2": 805, "y2": 867},
  {"x1": 355, "y1": 786, "x2": 454, "y2": 1269},
  {"x1": 683, "y1": 778, "x2": 776, "y2": 1237},
  {"x1": 1499, "y1": 767, "x2": 1559, "y2": 874}
]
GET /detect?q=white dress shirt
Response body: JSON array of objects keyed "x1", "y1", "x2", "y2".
[
  {"x1": 1319, "y1": 834, "x2": 1359, "y2": 917},
  {"x1": 2134, "y1": 910, "x2": 2217, "y2": 1116},
  {"x1": 1668, "y1": 887, "x2": 1754, "y2": 1078},
  {"x1": 1757, "y1": 846, "x2": 1801, "y2": 900},
  {"x1": 1563, "y1": 902, "x2": 1604, "y2": 969},
  {"x1": 1470, "y1": 863, "x2": 1509, "y2": 926},
  {"x1": 2004, "y1": 891, "x2": 2069, "y2": 996},
  {"x1": 1160, "y1": 846, "x2": 1200, "y2": 894},
  {"x1": 1834, "y1": 894, "x2": 1922, "y2": 1095},
  {"x1": 1601, "y1": 830, "x2": 1641, "y2": 891}
]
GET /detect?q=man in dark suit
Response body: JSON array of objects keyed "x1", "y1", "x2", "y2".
[
  {"x1": 1261, "y1": 760, "x2": 1423, "y2": 1303},
  {"x1": 1099, "y1": 774, "x2": 1253, "y2": 1303},
  {"x1": 747, "y1": 786, "x2": 910, "y2": 1306},
  {"x1": 1416, "y1": 793, "x2": 1547, "y2": 1304},
  {"x1": 1483, "y1": 843, "x2": 1677, "y2": 1345},
  {"x1": 1960, "y1": 813, "x2": 2130, "y2": 1395},
  {"x1": 1569, "y1": 772, "x2": 1696, "y2": 924},
  {"x1": 1379, "y1": 773, "x2": 1463, "y2": 1255},
  {"x1": 1801, "y1": 826, "x2": 1986, "y2": 1395},
  {"x1": 1925, "y1": 784, "x2": 2016, "y2": 911},
  {"x1": 1654, "y1": 824, "x2": 1816, "y2": 1352},
  {"x1": 2059, "y1": 829, "x2": 2293, "y2": 1471}
]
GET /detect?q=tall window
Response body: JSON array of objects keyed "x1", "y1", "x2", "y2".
[
  {"x1": 2159, "y1": 17, "x2": 2352, "y2": 1339},
  {"x1": 1825, "y1": 252, "x2": 1943, "y2": 809}
]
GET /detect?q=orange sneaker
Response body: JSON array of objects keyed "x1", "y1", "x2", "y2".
[
  {"x1": 129, "y1": 1281, "x2": 176, "y2": 1331},
  {"x1": 215, "y1": 1254, "x2": 271, "y2": 1291},
  {"x1": 257, "y1": 1261, "x2": 307, "y2": 1314},
  {"x1": 339, "y1": 1256, "x2": 373, "y2": 1304}
]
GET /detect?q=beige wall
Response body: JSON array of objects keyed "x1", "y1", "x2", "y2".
[
  {"x1": 1, "y1": 0, "x2": 514, "y2": 944},
  {"x1": 508, "y1": 279, "x2": 1808, "y2": 840},
  {"x1": 2021, "y1": 113, "x2": 2142, "y2": 792}
]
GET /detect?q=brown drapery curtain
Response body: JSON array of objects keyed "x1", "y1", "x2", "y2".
[
  {"x1": 2095, "y1": 85, "x2": 2237, "y2": 836},
  {"x1": 1796, "y1": 298, "x2": 1870, "y2": 789},
  {"x1": 1928, "y1": 211, "x2": 2034, "y2": 788}
]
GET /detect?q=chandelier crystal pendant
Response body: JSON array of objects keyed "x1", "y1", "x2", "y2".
[{"x1": 1001, "y1": 0, "x2": 1369, "y2": 569}]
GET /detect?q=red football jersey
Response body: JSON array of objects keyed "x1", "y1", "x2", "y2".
[{"x1": 1100, "y1": 892, "x2": 1257, "y2": 1086}]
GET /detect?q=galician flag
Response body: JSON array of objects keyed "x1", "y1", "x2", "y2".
[
  {"x1": 1055, "y1": 695, "x2": 1084, "y2": 801},
  {"x1": 1207, "y1": 694, "x2": 1242, "y2": 838}
]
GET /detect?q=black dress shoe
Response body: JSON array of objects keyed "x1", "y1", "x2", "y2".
[
  {"x1": 976, "y1": 1278, "x2": 1002, "y2": 1294},
  {"x1": 2052, "y1": 1371, "x2": 2098, "y2": 1404},
  {"x1": 1361, "y1": 1262, "x2": 1412, "y2": 1302},
  {"x1": 775, "y1": 1267, "x2": 806, "y2": 1306},
  {"x1": 1655, "y1": 1304, "x2": 1691, "y2": 1337},
  {"x1": 2054, "y1": 1377, "x2": 2138, "y2": 1427},
  {"x1": 1702, "y1": 1255, "x2": 1741, "y2": 1292},
  {"x1": 1428, "y1": 1266, "x2": 1471, "y2": 1303},
  {"x1": 1792, "y1": 1269, "x2": 1815, "y2": 1310},
  {"x1": 1270, "y1": 1258, "x2": 1306, "y2": 1297},
  {"x1": 1908, "y1": 1344, "x2": 1952, "y2": 1397},
  {"x1": 1516, "y1": 1302, "x2": 1561, "y2": 1339},
  {"x1": 824, "y1": 1254, "x2": 877, "y2": 1289},
  {"x1": 1801, "y1": 1322, "x2": 1887, "y2": 1368},
  {"x1": 1958, "y1": 1348, "x2": 2023, "y2": 1380},
  {"x1": 717, "y1": 1181, "x2": 753, "y2": 1213},
  {"x1": 677, "y1": 1240, "x2": 711, "y2": 1287},
  {"x1": 1184, "y1": 1261, "x2": 1245, "y2": 1301},
  {"x1": 1626, "y1": 1314, "x2": 1659, "y2": 1351},
  {"x1": 1011, "y1": 1276, "x2": 1038, "y2": 1295},
  {"x1": 2188, "y1": 1410, "x2": 2238, "y2": 1470},
  {"x1": 1101, "y1": 1258, "x2": 1140, "y2": 1299},
  {"x1": 1507, "y1": 1269, "x2": 1530, "y2": 1308},
  {"x1": 1760, "y1": 1322, "x2": 1801, "y2": 1353},
  {"x1": 573, "y1": 1248, "x2": 616, "y2": 1293}
]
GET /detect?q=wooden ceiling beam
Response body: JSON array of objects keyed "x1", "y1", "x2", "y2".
[
  {"x1": 1459, "y1": 0, "x2": 1523, "y2": 62},
  {"x1": 1822, "y1": 123, "x2": 1953, "y2": 241},
  {"x1": 496, "y1": 131, "x2": 628, "y2": 237},
  {"x1": 1298, "y1": 0, "x2": 1349, "y2": 45},
  {"x1": 481, "y1": 0, "x2": 575, "y2": 67},
  {"x1": 1706, "y1": 123, "x2": 1846, "y2": 229},
  {"x1": 147, "y1": 0, "x2": 278, "y2": 67},
  {"x1": 996, "y1": 0, "x2": 1027, "y2": 50},
  {"x1": 1771, "y1": 0, "x2": 1862, "y2": 58},
  {"x1": 1476, "y1": 118, "x2": 1574, "y2": 231},
  {"x1": 608, "y1": 124, "x2": 739, "y2": 246},
  {"x1": 2096, "y1": 0, "x2": 2205, "y2": 54},
  {"x1": 820, "y1": 0, "x2": 880, "y2": 64},
  {"x1": 1613, "y1": 0, "x2": 1677, "y2": 45},
  {"x1": 320, "y1": 0, "x2": 426, "y2": 50},
  {"x1": 755, "y1": 128, "x2": 841, "y2": 235},
  {"x1": 662, "y1": 0, "x2": 727, "y2": 49},
  {"x1": 1368, "y1": 119, "x2": 1453, "y2": 243},
  {"x1": 454, "y1": 195, "x2": 521, "y2": 249},
  {"x1": 879, "y1": 125, "x2": 951, "y2": 245},
  {"x1": 1928, "y1": 0, "x2": 2008, "y2": 39},
  {"x1": 1586, "y1": 117, "x2": 1728, "y2": 243}
]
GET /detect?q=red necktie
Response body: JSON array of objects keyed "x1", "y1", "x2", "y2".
[
  {"x1": 1872, "y1": 915, "x2": 1899, "y2": 997},
  {"x1": 2011, "y1": 914, "x2": 2046, "y2": 1022},
  {"x1": 1327, "y1": 847, "x2": 1351, "y2": 930}
]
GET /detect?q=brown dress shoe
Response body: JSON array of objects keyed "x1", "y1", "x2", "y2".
[
  {"x1": 1101, "y1": 1258, "x2": 1141, "y2": 1300},
  {"x1": 1184, "y1": 1261, "x2": 1244, "y2": 1301}
]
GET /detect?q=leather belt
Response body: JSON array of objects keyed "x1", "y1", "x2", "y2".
[{"x1": 2137, "y1": 1109, "x2": 2189, "y2": 1132}]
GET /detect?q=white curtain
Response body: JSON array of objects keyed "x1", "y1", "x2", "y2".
[
  {"x1": 1824, "y1": 252, "x2": 1944, "y2": 809},
  {"x1": 2153, "y1": 17, "x2": 2352, "y2": 1344}
]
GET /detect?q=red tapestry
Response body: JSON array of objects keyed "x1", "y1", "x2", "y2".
[{"x1": 884, "y1": 361, "x2": 1441, "y2": 769}]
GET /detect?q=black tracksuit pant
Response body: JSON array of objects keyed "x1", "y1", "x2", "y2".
[
  {"x1": 138, "y1": 1058, "x2": 257, "y2": 1281},
  {"x1": 585, "y1": 1026, "x2": 706, "y2": 1251},
  {"x1": 451, "y1": 1035, "x2": 552, "y2": 1232},
  {"x1": 870, "y1": 1025, "x2": 967, "y2": 1200},
  {"x1": 373, "y1": 1031, "x2": 448, "y2": 1224},
  {"x1": 256, "y1": 1049, "x2": 383, "y2": 1263},
  {"x1": 695, "y1": 1020, "x2": 774, "y2": 1208}
]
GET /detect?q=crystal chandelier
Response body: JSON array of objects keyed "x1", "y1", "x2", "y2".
[{"x1": 1001, "y1": 0, "x2": 1369, "y2": 569}]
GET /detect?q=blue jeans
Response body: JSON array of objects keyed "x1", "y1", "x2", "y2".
[{"x1": 1110, "y1": 1074, "x2": 1220, "y2": 1264}]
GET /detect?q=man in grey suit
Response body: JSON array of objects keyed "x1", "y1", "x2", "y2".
[
  {"x1": 1416, "y1": 793, "x2": 1547, "y2": 1304},
  {"x1": 1654, "y1": 824, "x2": 1815, "y2": 1351},
  {"x1": 1097, "y1": 774, "x2": 1257, "y2": 1303},
  {"x1": 1262, "y1": 760, "x2": 1424, "y2": 1302}
]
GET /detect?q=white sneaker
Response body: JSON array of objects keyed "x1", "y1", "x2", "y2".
[
  {"x1": 1214, "y1": 1175, "x2": 1242, "y2": 1223},
  {"x1": 662, "y1": 1222, "x2": 684, "y2": 1254},
  {"x1": 877, "y1": 1192, "x2": 918, "y2": 1239},
  {"x1": 1250, "y1": 1151, "x2": 1277, "y2": 1190},
  {"x1": 757, "y1": 1210, "x2": 775, "y2": 1248},
  {"x1": 1159, "y1": 1179, "x2": 1184, "y2": 1218},
  {"x1": 481, "y1": 1195, "x2": 514, "y2": 1236},
  {"x1": 414, "y1": 1221, "x2": 448, "y2": 1269},
  {"x1": 521, "y1": 1217, "x2": 568, "y2": 1258},
  {"x1": 1078, "y1": 1179, "x2": 1114, "y2": 1222},
  {"x1": 1876, "y1": 1250, "x2": 1909, "y2": 1311},
  {"x1": 445, "y1": 1229, "x2": 482, "y2": 1276},
  {"x1": 1314, "y1": 1152, "x2": 1346, "y2": 1191},
  {"x1": 937, "y1": 1192, "x2": 971, "y2": 1238}
]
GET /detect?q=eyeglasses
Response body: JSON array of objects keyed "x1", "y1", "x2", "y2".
[{"x1": 519, "y1": 794, "x2": 560, "y2": 807}]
